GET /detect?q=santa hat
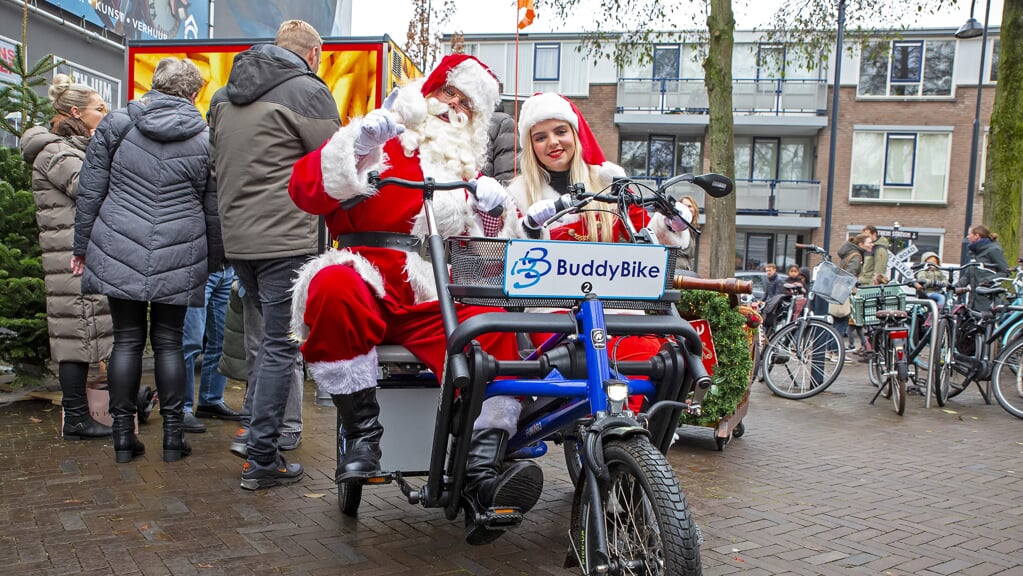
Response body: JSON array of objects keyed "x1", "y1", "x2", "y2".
[
  {"x1": 518, "y1": 92, "x2": 606, "y2": 165},
  {"x1": 420, "y1": 54, "x2": 500, "y2": 121}
]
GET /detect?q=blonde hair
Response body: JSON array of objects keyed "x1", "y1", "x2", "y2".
[
  {"x1": 519, "y1": 124, "x2": 617, "y2": 242},
  {"x1": 680, "y1": 195, "x2": 700, "y2": 230},
  {"x1": 275, "y1": 19, "x2": 321, "y2": 56},
  {"x1": 48, "y1": 73, "x2": 97, "y2": 114}
]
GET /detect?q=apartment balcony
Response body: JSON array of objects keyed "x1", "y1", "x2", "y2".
[
  {"x1": 631, "y1": 177, "x2": 821, "y2": 218},
  {"x1": 614, "y1": 77, "x2": 830, "y2": 137}
]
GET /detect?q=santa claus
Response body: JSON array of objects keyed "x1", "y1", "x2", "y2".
[{"x1": 288, "y1": 54, "x2": 539, "y2": 545}]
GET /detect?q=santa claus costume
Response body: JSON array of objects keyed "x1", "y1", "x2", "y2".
[
  {"x1": 288, "y1": 54, "x2": 540, "y2": 545},
  {"x1": 507, "y1": 92, "x2": 694, "y2": 412}
]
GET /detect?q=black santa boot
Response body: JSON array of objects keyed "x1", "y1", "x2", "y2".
[
  {"x1": 462, "y1": 428, "x2": 544, "y2": 545},
  {"x1": 59, "y1": 362, "x2": 112, "y2": 439},
  {"x1": 332, "y1": 387, "x2": 384, "y2": 482}
]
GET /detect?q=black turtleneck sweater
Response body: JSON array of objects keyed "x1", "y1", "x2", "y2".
[{"x1": 547, "y1": 169, "x2": 570, "y2": 195}]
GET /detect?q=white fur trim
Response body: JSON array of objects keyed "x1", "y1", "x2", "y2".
[
  {"x1": 446, "y1": 60, "x2": 499, "y2": 127},
  {"x1": 518, "y1": 93, "x2": 578, "y2": 149},
  {"x1": 649, "y1": 216, "x2": 691, "y2": 249},
  {"x1": 596, "y1": 161, "x2": 626, "y2": 183},
  {"x1": 473, "y1": 396, "x2": 522, "y2": 436},
  {"x1": 307, "y1": 349, "x2": 378, "y2": 395},
  {"x1": 290, "y1": 249, "x2": 386, "y2": 341},
  {"x1": 404, "y1": 253, "x2": 438, "y2": 305},
  {"x1": 321, "y1": 119, "x2": 386, "y2": 202}
]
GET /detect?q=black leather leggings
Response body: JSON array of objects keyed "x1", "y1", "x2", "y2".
[{"x1": 106, "y1": 297, "x2": 187, "y2": 420}]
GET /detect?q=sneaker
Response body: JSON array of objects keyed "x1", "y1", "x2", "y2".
[
  {"x1": 183, "y1": 412, "x2": 207, "y2": 434},
  {"x1": 278, "y1": 432, "x2": 301, "y2": 451},
  {"x1": 230, "y1": 427, "x2": 248, "y2": 459},
  {"x1": 240, "y1": 455, "x2": 304, "y2": 491}
]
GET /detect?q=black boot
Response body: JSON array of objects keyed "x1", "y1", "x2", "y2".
[
  {"x1": 59, "y1": 361, "x2": 112, "y2": 440},
  {"x1": 112, "y1": 414, "x2": 145, "y2": 463},
  {"x1": 332, "y1": 388, "x2": 384, "y2": 482},
  {"x1": 162, "y1": 416, "x2": 193, "y2": 462},
  {"x1": 157, "y1": 369, "x2": 191, "y2": 462},
  {"x1": 462, "y1": 428, "x2": 544, "y2": 546}
]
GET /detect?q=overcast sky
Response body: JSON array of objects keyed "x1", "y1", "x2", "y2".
[{"x1": 352, "y1": 0, "x2": 1005, "y2": 43}]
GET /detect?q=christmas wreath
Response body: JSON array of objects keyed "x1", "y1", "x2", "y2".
[{"x1": 676, "y1": 290, "x2": 755, "y2": 427}]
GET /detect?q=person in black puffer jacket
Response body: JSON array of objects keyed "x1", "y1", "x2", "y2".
[
  {"x1": 482, "y1": 99, "x2": 518, "y2": 186},
  {"x1": 73, "y1": 58, "x2": 223, "y2": 465}
]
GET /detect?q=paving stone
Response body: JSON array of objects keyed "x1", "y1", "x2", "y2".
[{"x1": 1, "y1": 360, "x2": 1023, "y2": 573}]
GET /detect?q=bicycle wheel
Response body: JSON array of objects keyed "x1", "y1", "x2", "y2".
[
  {"x1": 931, "y1": 319, "x2": 952, "y2": 406},
  {"x1": 889, "y1": 348, "x2": 906, "y2": 415},
  {"x1": 338, "y1": 482, "x2": 362, "y2": 516},
  {"x1": 569, "y1": 436, "x2": 701, "y2": 575},
  {"x1": 992, "y1": 337, "x2": 1023, "y2": 419},
  {"x1": 867, "y1": 330, "x2": 884, "y2": 389},
  {"x1": 762, "y1": 319, "x2": 844, "y2": 399}
]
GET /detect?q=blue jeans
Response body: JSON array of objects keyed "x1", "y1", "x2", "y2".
[
  {"x1": 183, "y1": 265, "x2": 235, "y2": 412},
  {"x1": 233, "y1": 257, "x2": 306, "y2": 463}
]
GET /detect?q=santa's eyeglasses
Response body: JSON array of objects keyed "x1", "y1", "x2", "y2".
[{"x1": 437, "y1": 85, "x2": 474, "y2": 116}]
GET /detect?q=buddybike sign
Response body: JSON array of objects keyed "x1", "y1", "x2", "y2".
[{"x1": 504, "y1": 239, "x2": 670, "y2": 300}]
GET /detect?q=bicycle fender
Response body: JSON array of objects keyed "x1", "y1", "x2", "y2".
[{"x1": 599, "y1": 425, "x2": 651, "y2": 443}]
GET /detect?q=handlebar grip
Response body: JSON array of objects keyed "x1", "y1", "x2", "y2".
[{"x1": 673, "y1": 276, "x2": 753, "y2": 295}]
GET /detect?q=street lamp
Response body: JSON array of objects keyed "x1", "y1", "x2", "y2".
[{"x1": 956, "y1": 0, "x2": 992, "y2": 264}]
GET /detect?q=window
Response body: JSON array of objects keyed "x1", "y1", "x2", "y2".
[
  {"x1": 884, "y1": 134, "x2": 916, "y2": 187},
  {"x1": 734, "y1": 136, "x2": 813, "y2": 181},
  {"x1": 990, "y1": 39, "x2": 1000, "y2": 82},
  {"x1": 533, "y1": 44, "x2": 560, "y2": 81},
  {"x1": 850, "y1": 130, "x2": 950, "y2": 203},
  {"x1": 858, "y1": 39, "x2": 954, "y2": 97},
  {"x1": 653, "y1": 45, "x2": 679, "y2": 79},
  {"x1": 620, "y1": 135, "x2": 703, "y2": 180}
]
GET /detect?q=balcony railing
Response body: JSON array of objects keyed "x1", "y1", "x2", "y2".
[
  {"x1": 616, "y1": 77, "x2": 828, "y2": 116},
  {"x1": 627, "y1": 176, "x2": 821, "y2": 217},
  {"x1": 735, "y1": 179, "x2": 821, "y2": 215}
]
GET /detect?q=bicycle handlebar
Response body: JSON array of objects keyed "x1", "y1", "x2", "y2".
[
  {"x1": 673, "y1": 276, "x2": 753, "y2": 294},
  {"x1": 343, "y1": 172, "x2": 504, "y2": 217}
]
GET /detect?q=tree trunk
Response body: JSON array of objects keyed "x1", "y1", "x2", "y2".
[
  {"x1": 984, "y1": 0, "x2": 1023, "y2": 261},
  {"x1": 703, "y1": 0, "x2": 736, "y2": 279}
]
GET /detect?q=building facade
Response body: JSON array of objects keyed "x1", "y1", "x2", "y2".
[{"x1": 449, "y1": 27, "x2": 1001, "y2": 276}]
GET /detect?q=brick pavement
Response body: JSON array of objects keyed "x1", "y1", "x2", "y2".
[{"x1": 1, "y1": 360, "x2": 1021, "y2": 575}]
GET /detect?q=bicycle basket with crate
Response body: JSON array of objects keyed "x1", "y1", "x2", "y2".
[
  {"x1": 810, "y1": 261, "x2": 857, "y2": 305},
  {"x1": 851, "y1": 285, "x2": 907, "y2": 326}
]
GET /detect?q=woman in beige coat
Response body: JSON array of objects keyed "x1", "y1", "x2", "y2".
[{"x1": 20, "y1": 74, "x2": 113, "y2": 439}]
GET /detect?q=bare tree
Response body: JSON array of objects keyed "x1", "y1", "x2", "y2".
[{"x1": 405, "y1": 0, "x2": 457, "y2": 71}]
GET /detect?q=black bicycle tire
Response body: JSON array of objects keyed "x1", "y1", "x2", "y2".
[
  {"x1": 932, "y1": 319, "x2": 952, "y2": 406},
  {"x1": 563, "y1": 435, "x2": 584, "y2": 487},
  {"x1": 338, "y1": 481, "x2": 362, "y2": 516},
  {"x1": 991, "y1": 337, "x2": 1023, "y2": 419},
  {"x1": 570, "y1": 436, "x2": 701, "y2": 575},
  {"x1": 761, "y1": 319, "x2": 844, "y2": 399}
]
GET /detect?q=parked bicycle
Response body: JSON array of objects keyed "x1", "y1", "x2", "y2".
[{"x1": 759, "y1": 243, "x2": 855, "y2": 399}]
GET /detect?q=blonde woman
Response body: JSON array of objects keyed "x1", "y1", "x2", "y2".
[
  {"x1": 20, "y1": 74, "x2": 113, "y2": 439},
  {"x1": 507, "y1": 92, "x2": 693, "y2": 411}
]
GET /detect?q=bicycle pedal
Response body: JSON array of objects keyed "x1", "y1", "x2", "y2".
[{"x1": 482, "y1": 507, "x2": 524, "y2": 529}]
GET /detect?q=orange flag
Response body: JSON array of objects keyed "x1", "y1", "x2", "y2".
[{"x1": 518, "y1": 0, "x2": 535, "y2": 30}]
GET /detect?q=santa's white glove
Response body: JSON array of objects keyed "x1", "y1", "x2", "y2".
[
  {"x1": 354, "y1": 89, "x2": 405, "y2": 157},
  {"x1": 472, "y1": 176, "x2": 510, "y2": 217},
  {"x1": 525, "y1": 194, "x2": 572, "y2": 230},
  {"x1": 668, "y1": 200, "x2": 694, "y2": 233}
]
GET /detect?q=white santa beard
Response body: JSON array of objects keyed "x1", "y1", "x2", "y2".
[{"x1": 411, "y1": 99, "x2": 485, "y2": 181}]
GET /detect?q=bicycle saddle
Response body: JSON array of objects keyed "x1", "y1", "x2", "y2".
[{"x1": 875, "y1": 309, "x2": 909, "y2": 320}]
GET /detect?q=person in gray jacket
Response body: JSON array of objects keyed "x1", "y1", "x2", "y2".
[
  {"x1": 21, "y1": 75, "x2": 114, "y2": 440},
  {"x1": 73, "y1": 58, "x2": 223, "y2": 464},
  {"x1": 208, "y1": 19, "x2": 340, "y2": 490},
  {"x1": 482, "y1": 100, "x2": 518, "y2": 186}
]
